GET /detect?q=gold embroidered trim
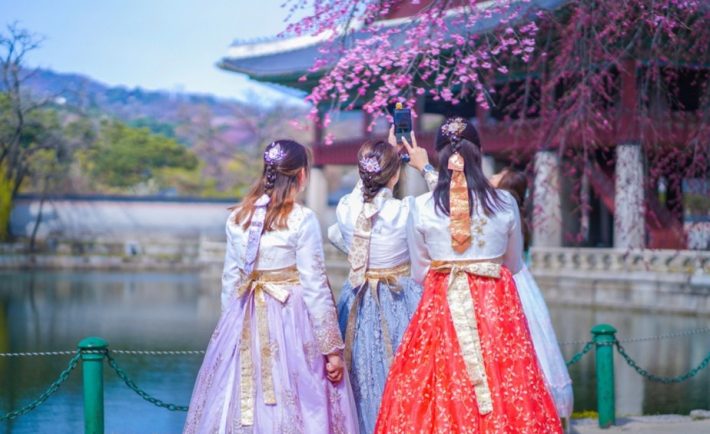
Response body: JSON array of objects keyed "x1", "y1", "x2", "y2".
[
  {"x1": 236, "y1": 266, "x2": 299, "y2": 426},
  {"x1": 432, "y1": 260, "x2": 501, "y2": 415},
  {"x1": 448, "y1": 153, "x2": 472, "y2": 253},
  {"x1": 239, "y1": 309, "x2": 254, "y2": 425},
  {"x1": 347, "y1": 202, "x2": 378, "y2": 287},
  {"x1": 314, "y1": 310, "x2": 346, "y2": 355},
  {"x1": 343, "y1": 262, "x2": 411, "y2": 369},
  {"x1": 424, "y1": 170, "x2": 438, "y2": 191}
]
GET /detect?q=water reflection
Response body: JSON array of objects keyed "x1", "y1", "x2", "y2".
[{"x1": 1, "y1": 270, "x2": 709, "y2": 433}]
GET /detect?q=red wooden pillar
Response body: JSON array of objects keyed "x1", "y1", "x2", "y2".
[
  {"x1": 618, "y1": 58, "x2": 639, "y2": 143},
  {"x1": 313, "y1": 111, "x2": 324, "y2": 147},
  {"x1": 477, "y1": 101, "x2": 495, "y2": 177},
  {"x1": 362, "y1": 111, "x2": 372, "y2": 139},
  {"x1": 532, "y1": 78, "x2": 563, "y2": 247},
  {"x1": 308, "y1": 110, "x2": 328, "y2": 226},
  {"x1": 414, "y1": 96, "x2": 426, "y2": 135}
]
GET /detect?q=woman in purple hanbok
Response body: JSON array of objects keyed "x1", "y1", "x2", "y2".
[{"x1": 183, "y1": 140, "x2": 358, "y2": 434}]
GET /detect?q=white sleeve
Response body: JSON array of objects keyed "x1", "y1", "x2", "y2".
[
  {"x1": 297, "y1": 211, "x2": 345, "y2": 355},
  {"x1": 327, "y1": 223, "x2": 348, "y2": 254},
  {"x1": 221, "y1": 221, "x2": 242, "y2": 311},
  {"x1": 424, "y1": 170, "x2": 438, "y2": 192},
  {"x1": 328, "y1": 194, "x2": 350, "y2": 254},
  {"x1": 503, "y1": 198, "x2": 524, "y2": 274},
  {"x1": 406, "y1": 198, "x2": 431, "y2": 285}
]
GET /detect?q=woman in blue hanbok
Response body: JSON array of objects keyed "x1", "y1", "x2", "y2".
[{"x1": 328, "y1": 131, "x2": 437, "y2": 434}]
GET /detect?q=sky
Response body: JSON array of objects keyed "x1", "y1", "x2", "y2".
[{"x1": 1, "y1": 0, "x2": 305, "y2": 102}]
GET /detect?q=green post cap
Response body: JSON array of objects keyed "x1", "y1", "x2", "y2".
[
  {"x1": 591, "y1": 324, "x2": 617, "y2": 335},
  {"x1": 78, "y1": 337, "x2": 109, "y2": 350}
]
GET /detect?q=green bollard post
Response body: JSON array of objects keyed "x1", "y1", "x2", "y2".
[
  {"x1": 591, "y1": 324, "x2": 617, "y2": 429},
  {"x1": 78, "y1": 337, "x2": 108, "y2": 434}
]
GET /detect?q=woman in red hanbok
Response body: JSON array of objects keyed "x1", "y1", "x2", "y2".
[{"x1": 375, "y1": 118, "x2": 563, "y2": 434}]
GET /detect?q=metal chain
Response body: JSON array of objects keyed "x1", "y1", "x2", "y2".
[
  {"x1": 0, "y1": 349, "x2": 204, "y2": 357},
  {"x1": 112, "y1": 349, "x2": 205, "y2": 356},
  {"x1": 615, "y1": 341, "x2": 710, "y2": 384},
  {"x1": 565, "y1": 341, "x2": 594, "y2": 366},
  {"x1": 0, "y1": 350, "x2": 77, "y2": 357},
  {"x1": 559, "y1": 326, "x2": 710, "y2": 347},
  {"x1": 0, "y1": 352, "x2": 81, "y2": 421},
  {"x1": 617, "y1": 327, "x2": 710, "y2": 344},
  {"x1": 105, "y1": 352, "x2": 188, "y2": 412}
]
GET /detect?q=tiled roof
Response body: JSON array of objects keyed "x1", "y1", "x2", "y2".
[{"x1": 219, "y1": 0, "x2": 569, "y2": 87}]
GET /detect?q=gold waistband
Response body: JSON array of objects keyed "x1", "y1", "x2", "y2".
[
  {"x1": 241, "y1": 266, "x2": 300, "y2": 285},
  {"x1": 430, "y1": 260, "x2": 501, "y2": 279},
  {"x1": 364, "y1": 262, "x2": 411, "y2": 281}
]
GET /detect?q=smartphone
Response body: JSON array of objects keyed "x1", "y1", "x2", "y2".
[{"x1": 393, "y1": 103, "x2": 412, "y2": 144}]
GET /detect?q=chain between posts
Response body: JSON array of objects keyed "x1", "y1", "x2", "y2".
[
  {"x1": 565, "y1": 341, "x2": 594, "y2": 366},
  {"x1": 0, "y1": 351, "x2": 81, "y2": 421},
  {"x1": 615, "y1": 342, "x2": 710, "y2": 384},
  {"x1": 105, "y1": 352, "x2": 189, "y2": 412},
  {"x1": 3, "y1": 332, "x2": 709, "y2": 423},
  {"x1": 559, "y1": 326, "x2": 710, "y2": 347}
]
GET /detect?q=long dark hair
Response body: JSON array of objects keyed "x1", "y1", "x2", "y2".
[
  {"x1": 357, "y1": 140, "x2": 400, "y2": 202},
  {"x1": 433, "y1": 118, "x2": 503, "y2": 216},
  {"x1": 497, "y1": 168, "x2": 530, "y2": 250},
  {"x1": 233, "y1": 140, "x2": 310, "y2": 231}
]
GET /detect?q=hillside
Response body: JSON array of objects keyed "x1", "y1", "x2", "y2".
[
  {"x1": 21, "y1": 68, "x2": 317, "y2": 154},
  {"x1": 26, "y1": 68, "x2": 247, "y2": 123}
]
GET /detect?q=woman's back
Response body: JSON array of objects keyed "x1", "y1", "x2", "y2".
[
  {"x1": 409, "y1": 189, "x2": 524, "y2": 282},
  {"x1": 227, "y1": 203, "x2": 316, "y2": 271},
  {"x1": 335, "y1": 185, "x2": 411, "y2": 268}
]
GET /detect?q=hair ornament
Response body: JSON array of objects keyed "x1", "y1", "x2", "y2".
[
  {"x1": 441, "y1": 117, "x2": 467, "y2": 141},
  {"x1": 264, "y1": 142, "x2": 286, "y2": 165},
  {"x1": 359, "y1": 155, "x2": 381, "y2": 174}
]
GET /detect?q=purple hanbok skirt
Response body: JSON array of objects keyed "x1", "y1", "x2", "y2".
[{"x1": 183, "y1": 284, "x2": 358, "y2": 434}]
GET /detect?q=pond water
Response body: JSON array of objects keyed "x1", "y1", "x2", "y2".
[{"x1": 1, "y1": 270, "x2": 709, "y2": 434}]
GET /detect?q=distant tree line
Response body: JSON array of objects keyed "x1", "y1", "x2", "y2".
[{"x1": 0, "y1": 23, "x2": 311, "y2": 242}]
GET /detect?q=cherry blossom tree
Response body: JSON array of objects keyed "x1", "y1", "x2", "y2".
[{"x1": 286, "y1": 0, "x2": 709, "y2": 247}]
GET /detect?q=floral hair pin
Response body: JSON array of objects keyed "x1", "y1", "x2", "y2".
[
  {"x1": 441, "y1": 117, "x2": 467, "y2": 140},
  {"x1": 264, "y1": 142, "x2": 286, "y2": 165},
  {"x1": 359, "y1": 155, "x2": 381, "y2": 173}
]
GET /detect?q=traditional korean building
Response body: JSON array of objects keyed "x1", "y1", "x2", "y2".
[{"x1": 218, "y1": 0, "x2": 708, "y2": 252}]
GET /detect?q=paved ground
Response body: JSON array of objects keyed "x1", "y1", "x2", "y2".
[{"x1": 571, "y1": 416, "x2": 710, "y2": 433}]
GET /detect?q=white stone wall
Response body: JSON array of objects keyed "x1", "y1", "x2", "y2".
[{"x1": 10, "y1": 197, "x2": 234, "y2": 241}]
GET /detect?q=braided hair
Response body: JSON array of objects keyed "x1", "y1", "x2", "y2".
[
  {"x1": 233, "y1": 140, "x2": 310, "y2": 231},
  {"x1": 357, "y1": 140, "x2": 400, "y2": 203},
  {"x1": 264, "y1": 162, "x2": 278, "y2": 194}
]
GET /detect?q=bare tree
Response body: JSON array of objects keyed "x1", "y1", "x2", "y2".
[
  {"x1": 0, "y1": 23, "x2": 48, "y2": 188},
  {"x1": 0, "y1": 23, "x2": 69, "y2": 242}
]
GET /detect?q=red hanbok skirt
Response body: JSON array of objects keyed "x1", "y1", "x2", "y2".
[{"x1": 374, "y1": 265, "x2": 563, "y2": 434}]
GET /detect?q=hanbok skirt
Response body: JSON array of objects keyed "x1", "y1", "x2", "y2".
[
  {"x1": 184, "y1": 278, "x2": 358, "y2": 434},
  {"x1": 513, "y1": 265, "x2": 574, "y2": 418},
  {"x1": 336, "y1": 264, "x2": 422, "y2": 434},
  {"x1": 375, "y1": 263, "x2": 562, "y2": 434}
]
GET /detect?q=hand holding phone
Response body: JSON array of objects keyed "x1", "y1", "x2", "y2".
[{"x1": 400, "y1": 131, "x2": 430, "y2": 171}]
